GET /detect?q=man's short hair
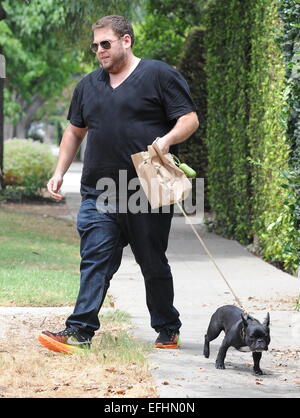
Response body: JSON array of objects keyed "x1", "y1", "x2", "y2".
[{"x1": 92, "y1": 15, "x2": 134, "y2": 47}]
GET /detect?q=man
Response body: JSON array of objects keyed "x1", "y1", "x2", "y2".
[{"x1": 38, "y1": 15, "x2": 199, "y2": 354}]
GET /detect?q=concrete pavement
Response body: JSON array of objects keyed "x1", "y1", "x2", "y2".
[{"x1": 61, "y1": 162, "x2": 300, "y2": 398}]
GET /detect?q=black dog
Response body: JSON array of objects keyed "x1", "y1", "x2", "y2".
[{"x1": 204, "y1": 305, "x2": 270, "y2": 375}]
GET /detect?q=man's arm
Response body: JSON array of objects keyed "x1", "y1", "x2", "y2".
[
  {"x1": 155, "y1": 112, "x2": 199, "y2": 154},
  {"x1": 47, "y1": 123, "x2": 87, "y2": 200}
]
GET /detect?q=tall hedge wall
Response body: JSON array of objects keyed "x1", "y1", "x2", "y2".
[
  {"x1": 205, "y1": 0, "x2": 298, "y2": 274},
  {"x1": 247, "y1": 0, "x2": 292, "y2": 271},
  {"x1": 279, "y1": 0, "x2": 300, "y2": 167},
  {"x1": 177, "y1": 29, "x2": 209, "y2": 209},
  {"x1": 204, "y1": 0, "x2": 252, "y2": 243},
  {"x1": 278, "y1": 0, "x2": 300, "y2": 274}
]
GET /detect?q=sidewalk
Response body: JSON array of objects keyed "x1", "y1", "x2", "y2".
[{"x1": 62, "y1": 162, "x2": 300, "y2": 398}]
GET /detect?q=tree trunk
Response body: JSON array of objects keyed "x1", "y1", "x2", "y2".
[
  {"x1": 15, "y1": 118, "x2": 27, "y2": 138},
  {"x1": 14, "y1": 95, "x2": 47, "y2": 138}
]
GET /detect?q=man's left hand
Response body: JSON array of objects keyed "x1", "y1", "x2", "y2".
[
  {"x1": 153, "y1": 137, "x2": 170, "y2": 154},
  {"x1": 153, "y1": 112, "x2": 199, "y2": 155}
]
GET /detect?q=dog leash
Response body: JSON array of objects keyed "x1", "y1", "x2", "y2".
[{"x1": 176, "y1": 201, "x2": 248, "y2": 314}]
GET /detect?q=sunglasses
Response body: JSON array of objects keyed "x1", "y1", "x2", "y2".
[{"x1": 90, "y1": 38, "x2": 120, "y2": 53}]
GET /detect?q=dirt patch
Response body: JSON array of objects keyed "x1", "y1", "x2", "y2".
[
  {"x1": 0, "y1": 199, "x2": 71, "y2": 220},
  {"x1": 268, "y1": 349, "x2": 300, "y2": 387},
  {"x1": 0, "y1": 309, "x2": 157, "y2": 398},
  {"x1": 246, "y1": 295, "x2": 299, "y2": 311}
]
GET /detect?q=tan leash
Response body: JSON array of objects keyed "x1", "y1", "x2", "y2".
[{"x1": 176, "y1": 201, "x2": 248, "y2": 313}]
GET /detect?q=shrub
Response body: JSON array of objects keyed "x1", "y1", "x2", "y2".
[{"x1": 3, "y1": 138, "x2": 55, "y2": 198}]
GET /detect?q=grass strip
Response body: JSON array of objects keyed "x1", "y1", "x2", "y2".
[{"x1": 0, "y1": 208, "x2": 80, "y2": 306}]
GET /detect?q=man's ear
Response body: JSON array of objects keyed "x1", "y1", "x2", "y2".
[
  {"x1": 123, "y1": 33, "x2": 132, "y2": 49},
  {"x1": 241, "y1": 313, "x2": 249, "y2": 327}
]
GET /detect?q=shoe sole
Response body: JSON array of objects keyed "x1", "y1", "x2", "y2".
[
  {"x1": 38, "y1": 334, "x2": 83, "y2": 354},
  {"x1": 154, "y1": 337, "x2": 181, "y2": 349},
  {"x1": 154, "y1": 343, "x2": 179, "y2": 349}
]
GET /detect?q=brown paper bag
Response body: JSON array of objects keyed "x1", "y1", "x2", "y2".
[{"x1": 131, "y1": 141, "x2": 192, "y2": 209}]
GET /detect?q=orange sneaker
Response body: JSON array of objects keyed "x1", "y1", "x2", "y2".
[
  {"x1": 154, "y1": 329, "x2": 180, "y2": 349},
  {"x1": 38, "y1": 329, "x2": 91, "y2": 354}
]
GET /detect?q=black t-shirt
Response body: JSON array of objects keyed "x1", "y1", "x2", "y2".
[{"x1": 67, "y1": 58, "x2": 196, "y2": 198}]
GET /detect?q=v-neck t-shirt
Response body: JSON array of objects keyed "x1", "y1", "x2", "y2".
[{"x1": 67, "y1": 58, "x2": 197, "y2": 198}]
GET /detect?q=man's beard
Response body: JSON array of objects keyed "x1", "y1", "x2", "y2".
[{"x1": 101, "y1": 50, "x2": 127, "y2": 73}]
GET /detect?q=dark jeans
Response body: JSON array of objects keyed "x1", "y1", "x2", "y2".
[{"x1": 66, "y1": 198, "x2": 181, "y2": 338}]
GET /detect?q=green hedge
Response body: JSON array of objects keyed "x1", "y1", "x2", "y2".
[
  {"x1": 278, "y1": 0, "x2": 300, "y2": 274},
  {"x1": 247, "y1": 0, "x2": 293, "y2": 273},
  {"x1": 278, "y1": 0, "x2": 300, "y2": 167},
  {"x1": 3, "y1": 138, "x2": 56, "y2": 198},
  {"x1": 204, "y1": 0, "x2": 298, "y2": 274},
  {"x1": 204, "y1": 0, "x2": 252, "y2": 243},
  {"x1": 177, "y1": 29, "x2": 209, "y2": 209}
]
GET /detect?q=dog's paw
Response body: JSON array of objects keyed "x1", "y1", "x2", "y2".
[
  {"x1": 203, "y1": 348, "x2": 209, "y2": 358},
  {"x1": 215, "y1": 362, "x2": 225, "y2": 370}
]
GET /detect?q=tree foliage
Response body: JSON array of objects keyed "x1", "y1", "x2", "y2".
[
  {"x1": 1, "y1": 0, "x2": 139, "y2": 137},
  {"x1": 133, "y1": 0, "x2": 203, "y2": 65},
  {"x1": 1, "y1": 0, "x2": 79, "y2": 135}
]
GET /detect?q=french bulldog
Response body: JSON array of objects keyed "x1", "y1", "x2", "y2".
[{"x1": 203, "y1": 305, "x2": 270, "y2": 375}]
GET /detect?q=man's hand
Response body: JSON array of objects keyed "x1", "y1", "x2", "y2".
[
  {"x1": 153, "y1": 112, "x2": 199, "y2": 154},
  {"x1": 46, "y1": 123, "x2": 87, "y2": 201},
  {"x1": 47, "y1": 173, "x2": 63, "y2": 201},
  {"x1": 154, "y1": 136, "x2": 170, "y2": 154}
]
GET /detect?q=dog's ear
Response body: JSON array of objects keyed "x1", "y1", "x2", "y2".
[
  {"x1": 263, "y1": 312, "x2": 270, "y2": 328},
  {"x1": 241, "y1": 313, "x2": 249, "y2": 327}
]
